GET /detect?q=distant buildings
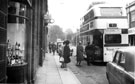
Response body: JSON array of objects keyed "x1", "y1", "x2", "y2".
[{"x1": 126, "y1": 1, "x2": 135, "y2": 46}]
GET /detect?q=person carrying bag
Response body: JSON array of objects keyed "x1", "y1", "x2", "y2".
[
  {"x1": 62, "y1": 40, "x2": 71, "y2": 70},
  {"x1": 57, "y1": 43, "x2": 65, "y2": 68}
]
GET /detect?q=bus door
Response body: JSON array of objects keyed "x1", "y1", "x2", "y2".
[{"x1": 93, "y1": 35, "x2": 103, "y2": 62}]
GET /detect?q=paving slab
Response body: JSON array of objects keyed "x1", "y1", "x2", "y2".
[{"x1": 35, "y1": 53, "x2": 81, "y2": 84}]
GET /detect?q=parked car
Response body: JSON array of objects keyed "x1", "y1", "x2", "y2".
[{"x1": 106, "y1": 47, "x2": 135, "y2": 84}]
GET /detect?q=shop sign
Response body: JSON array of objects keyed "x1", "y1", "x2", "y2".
[{"x1": 128, "y1": 28, "x2": 135, "y2": 35}]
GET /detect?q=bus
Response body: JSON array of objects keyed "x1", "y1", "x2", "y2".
[{"x1": 79, "y1": 4, "x2": 129, "y2": 62}]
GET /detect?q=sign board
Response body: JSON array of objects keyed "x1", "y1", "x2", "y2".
[
  {"x1": 128, "y1": 27, "x2": 135, "y2": 35},
  {"x1": 104, "y1": 29, "x2": 121, "y2": 34}
]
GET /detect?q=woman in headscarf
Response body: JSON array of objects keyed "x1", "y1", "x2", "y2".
[{"x1": 63, "y1": 40, "x2": 71, "y2": 70}]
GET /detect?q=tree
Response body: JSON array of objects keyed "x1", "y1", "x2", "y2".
[
  {"x1": 65, "y1": 28, "x2": 74, "y2": 42},
  {"x1": 48, "y1": 25, "x2": 65, "y2": 42}
]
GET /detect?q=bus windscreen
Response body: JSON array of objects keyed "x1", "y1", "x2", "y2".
[{"x1": 105, "y1": 34, "x2": 121, "y2": 44}]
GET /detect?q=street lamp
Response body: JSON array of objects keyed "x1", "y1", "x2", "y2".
[{"x1": 44, "y1": 12, "x2": 54, "y2": 25}]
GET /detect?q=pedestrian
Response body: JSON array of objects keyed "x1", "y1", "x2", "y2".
[
  {"x1": 48, "y1": 42, "x2": 52, "y2": 53},
  {"x1": 52, "y1": 42, "x2": 56, "y2": 55},
  {"x1": 58, "y1": 42, "x2": 65, "y2": 68},
  {"x1": 63, "y1": 40, "x2": 71, "y2": 70},
  {"x1": 85, "y1": 42, "x2": 95, "y2": 66},
  {"x1": 70, "y1": 49, "x2": 73, "y2": 56},
  {"x1": 76, "y1": 41, "x2": 84, "y2": 66}
]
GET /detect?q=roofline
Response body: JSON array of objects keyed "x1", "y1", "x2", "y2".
[
  {"x1": 126, "y1": 1, "x2": 135, "y2": 9},
  {"x1": 83, "y1": 4, "x2": 125, "y2": 18}
]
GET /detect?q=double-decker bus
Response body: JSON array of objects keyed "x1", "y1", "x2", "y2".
[{"x1": 79, "y1": 4, "x2": 129, "y2": 62}]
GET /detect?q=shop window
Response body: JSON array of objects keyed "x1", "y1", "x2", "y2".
[
  {"x1": 131, "y1": 11, "x2": 135, "y2": 22},
  {"x1": 0, "y1": 12, "x2": 6, "y2": 29},
  {"x1": 8, "y1": 15, "x2": 25, "y2": 23},
  {"x1": 130, "y1": 10, "x2": 135, "y2": 28},
  {"x1": 8, "y1": 1, "x2": 26, "y2": 16},
  {"x1": 7, "y1": 1, "x2": 27, "y2": 65}
]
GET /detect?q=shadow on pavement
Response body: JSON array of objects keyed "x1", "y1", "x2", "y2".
[{"x1": 91, "y1": 62, "x2": 107, "y2": 66}]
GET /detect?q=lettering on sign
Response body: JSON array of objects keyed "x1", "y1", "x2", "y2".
[{"x1": 104, "y1": 29, "x2": 121, "y2": 34}]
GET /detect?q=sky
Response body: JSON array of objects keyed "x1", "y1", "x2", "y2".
[{"x1": 48, "y1": 0, "x2": 134, "y2": 33}]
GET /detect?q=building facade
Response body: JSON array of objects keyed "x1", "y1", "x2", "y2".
[
  {"x1": 0, "y1": 0, "x2": 8, "y2": 83},
  {"x1": 127, "y1": 1, "x2": 135, "y2": 46},
  {"x1": 0, "y1": 0, "x2": 48, "y2": 84}
]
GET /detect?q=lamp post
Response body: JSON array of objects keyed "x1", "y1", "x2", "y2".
[
  {"x1": 44, "y1": 13, "x2": 54, "y2": 25},
  {"x1": 43, "y1": 12, "x2": 54, "y2": 54}
]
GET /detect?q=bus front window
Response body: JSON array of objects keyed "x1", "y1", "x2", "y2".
[
  {"x1": 105, "y1": 34, "x2": 121, "y2": 44},
  {"x1": 100, "y1": 7, "x2": 122, "y2": 16}
]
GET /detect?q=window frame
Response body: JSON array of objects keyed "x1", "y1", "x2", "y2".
[
  {"x1": 117, "y1": 52, "x2": 125, "y2": 69},
  {"x1": 105, "y1": 34, "x2": 121, "y2": 44},
  {"x1": 113, "y1": 51, "x2": 121, "y2": 64},
  {"x1": 100, "y1": 7, "x2": 122, "y2": 16}
]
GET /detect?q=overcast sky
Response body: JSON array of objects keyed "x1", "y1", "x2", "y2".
[{"x1": 48, "y1": 0, "x2": 134, "y2": 33}]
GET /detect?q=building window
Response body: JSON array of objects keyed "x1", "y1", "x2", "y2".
[
  {"x1": 131, "y1": 10, "x2": 135, "y2": 22},
  {"x1": 7, "y1": 1, "x2": 27, "y2": 65},
  {"x1": 8, "y1": 1, "x2": 26, "y2": 16}
]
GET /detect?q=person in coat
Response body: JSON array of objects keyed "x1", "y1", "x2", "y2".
[
  {"x1": 63, "y1": 40, "x2": 71, "y2": 69},
  {"x1": 58, "y1": 43, "x2": 65, "y2": 68},
  {"x1": 76, "y1": 41, "x2": 84, "y2": 66},
  {"x1": 48, "y1": 42, "x2": 52, "y2": 53},
  {"x1": 85, "y1": 42, "x2": 95, "y2": 66},
  {"x1": 52, "y1": 42, "x2": 56, "y2": 55}
]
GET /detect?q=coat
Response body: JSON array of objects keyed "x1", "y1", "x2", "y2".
[
  {"x1": 85, "y1": 44, "x2": 95, "y2": 56},
  {"x1": 52, "y1": 44, "x2": 56, "y2": 51},
  {"x1": 76, "y1": 45, "x2": 84, "y2": 61},
  {"x1": 63, "y1": 45, "x2": 71, "y2": 63}
]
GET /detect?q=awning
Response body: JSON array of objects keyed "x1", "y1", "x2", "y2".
[{"x1": 10, "y1": 0, "x2": 32, "y2": 7}]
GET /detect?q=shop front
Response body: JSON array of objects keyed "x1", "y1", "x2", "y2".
[
  {"x1": 126, "y1": 1, "x2": 135, "y2": 46},
  {"x1": 128, "y1": 28, "x2": 135, "y2": 46},
  {"x1": 6, "y1": 0, "x2": 31, "y2": 83},
  {"x1": 0, "y1": 0, "x2": 48, "y2": 83}
]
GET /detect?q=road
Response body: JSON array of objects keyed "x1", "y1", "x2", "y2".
[{"x1": 68, "y1": 46, "x2": 109, "y2": 84}]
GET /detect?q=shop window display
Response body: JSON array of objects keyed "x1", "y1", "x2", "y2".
[{"x1": 7, "y1": 1, "x2": 27, "y2": 65}]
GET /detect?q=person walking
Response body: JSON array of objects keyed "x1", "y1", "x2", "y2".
[
  {"x1": 76, "y1": 41, "x2": 84, "y2": 66},
  {"x1": 52, "y1": 42, "x2": 56, "y2": 55},
  {"x1": 48, "y1": 42, "x2": 52, "y2": 53},
  {"x1": 85, "y1": 42, "x2": 95, "y2": 66},
  {"x1": 63, "y1": 40, "x2": 71, "y2": 70}
]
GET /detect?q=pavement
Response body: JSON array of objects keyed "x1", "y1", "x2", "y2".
[{"x1": 34, "y1": 52, "x2": 81, "y2": 84}]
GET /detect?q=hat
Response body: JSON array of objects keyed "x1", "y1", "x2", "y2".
[{"x1": 64, "y1": 40, "x2": 70, "y2": 45}]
